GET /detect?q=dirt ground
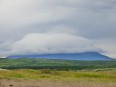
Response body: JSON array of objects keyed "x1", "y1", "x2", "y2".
[{"x1": 0, "y1": 79, "x2": 116, "y2": 87}]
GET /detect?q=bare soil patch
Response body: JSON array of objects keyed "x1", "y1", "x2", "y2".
[{"x1": 0, "y1": 79, "x2": 115, "y2": 87}]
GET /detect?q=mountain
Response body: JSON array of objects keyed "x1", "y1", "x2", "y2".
[{"x1": 7, "y1": 52, "x2": 113, "y2": 61}]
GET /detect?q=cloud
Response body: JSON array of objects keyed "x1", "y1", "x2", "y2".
[
  {"x1": 0, "y1": 0, "x2": 116, "y2": 57},
  {"x1": 0, "y1": 0, "x2": 116, "y2": 40},
  {"x1": 9, "y1": 33, "x2": 102, "y2": 55},
  {"x1": 96, "y1": 38, "x2": 116, "y2": 58}
]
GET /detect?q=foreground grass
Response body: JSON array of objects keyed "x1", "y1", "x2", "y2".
[
  {"x1": 0, "y1": 69, "x2": 116, "y2": 82},
  {"x1": 0, "y1": 69, "x2": 116, "y2": 87}
]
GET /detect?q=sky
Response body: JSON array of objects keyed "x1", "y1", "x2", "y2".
[{"x1": 0, "y1": 0, "x2": 116, "y2": 58}]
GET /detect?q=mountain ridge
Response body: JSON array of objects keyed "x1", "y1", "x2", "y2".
[{"x1": 7, "y1": 52, "x2": 113, "y2": 61}]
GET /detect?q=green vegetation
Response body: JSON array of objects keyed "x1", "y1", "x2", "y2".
[
  {"x1": 0, "y1": 58, "x2": 116, "y2": 70},
  {"x1": 0, "y1": 69, "x2": 115, "y2": 81},
  {"x1": 0, "y1": 58, "x2": 116, "y2": 87}
]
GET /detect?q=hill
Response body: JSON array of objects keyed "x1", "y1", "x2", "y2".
[{"x1": 7, "y1": 52, "x2": 113, "y2": 61}]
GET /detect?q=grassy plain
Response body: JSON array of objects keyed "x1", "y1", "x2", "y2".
[
  {"x1": 0, "y1": 58, "x2": 116, "y2": 87},
  {"x1": 0, "y1": 68, "x2": 116, "y2": 87}
]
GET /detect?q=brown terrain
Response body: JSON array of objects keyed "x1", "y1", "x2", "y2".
[{"x1": 0, "y1": 79, "x2": 116, "y2": 87}]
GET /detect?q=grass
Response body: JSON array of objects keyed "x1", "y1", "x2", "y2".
[
  {"x1": 0, "y1": 69, "x2": 116, "y2": 82},
  {"x1": 0, "y1": 59, "x2": 116, "y2": 82},
  {"x1": 0, "y1": 68, "x2": 116, "y2": 87},
  {"x1": 0, "y1": 59, "x2": 116, "y2": 87}
]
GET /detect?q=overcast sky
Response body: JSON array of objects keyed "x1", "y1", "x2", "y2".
[{"x1": 0, "y1": 0, "x2": 116, "y2": 58}]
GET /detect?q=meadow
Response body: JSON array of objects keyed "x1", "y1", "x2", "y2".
[
  {"x1": 0, "y1": 69, "x2": 116, "y2": 87},
  {"x1": 0, "y1": 58, "x2": 116, "y2": 87}
]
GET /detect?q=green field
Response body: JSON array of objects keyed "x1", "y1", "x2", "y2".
[
  {"x1": 0, "y1": 69, "x2": 116, "y2": 87},
  {"x1": 0, "y1": 58, "x2": 116, "y2": 87},
  {"x1": 0, "y1": 58, "x2": 116, "y2": 70},
  {"x1": 0, "y1": 69, "x2": 116, "y2": 80}
]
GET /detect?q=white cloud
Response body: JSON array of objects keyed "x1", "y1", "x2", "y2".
[
  {"x1": 0, "y1": 0, "x2": 116, "y2": 57},
  {"x1": 0, "y1": 0, "x2": 75, "y2": 28},
  {"x1": 96, "y1": 39, "x2": 116, "y2": 58},
  {"x1": 10, "y1": 33, "x2": 101, "y2": 55}
]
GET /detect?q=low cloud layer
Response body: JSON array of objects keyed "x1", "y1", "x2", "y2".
[{"x1": 9, "y1": 33, "x2": 101, "y2": 55}]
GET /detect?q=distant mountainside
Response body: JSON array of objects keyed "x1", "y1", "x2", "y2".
[{"x1": 7, "y1": 52, "x2": 113, "y2": 61}]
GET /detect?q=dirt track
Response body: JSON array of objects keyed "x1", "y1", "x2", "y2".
[{"x1": 0, "y1": 79, "x2": 116, "y2": 87}]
